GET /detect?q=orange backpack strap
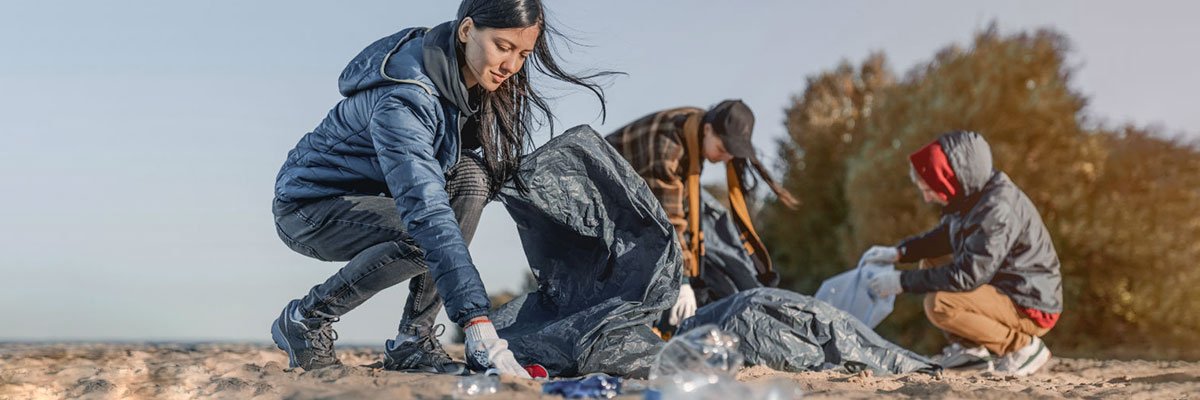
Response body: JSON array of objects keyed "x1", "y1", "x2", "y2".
[
  {"x1": 725, "y1": 164, "x2": 778, "y2": 286},
  {"x1": 681, "y1": 113, "x2": 705, "y2": 279}
]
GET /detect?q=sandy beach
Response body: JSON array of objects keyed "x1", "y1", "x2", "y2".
[{"x1": 1, "y1": 343, "x2": 1197, "y2": 399}]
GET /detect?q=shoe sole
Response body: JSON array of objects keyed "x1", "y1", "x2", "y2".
[
  {"x1": 383, "y1": 356, "x2": 468, "y2": 375},
  {"x1": 937, "y1": 351, "x2": 994, "y2": 370},
  {"x1": 1013, "y1": 342, "x2": 1051, "y2": 376},
  {"x1": 271, "y1": 318, "x2": 299, "y2": 369},
  {"x1": 390, "y1": 365, "x2": 468, "y2": 375},
  {"x1": 946, "y1": 359, "x2": 994, "y2": 371}
]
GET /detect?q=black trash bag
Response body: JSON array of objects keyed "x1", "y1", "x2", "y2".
[
  {"x1": 692, "y1": 190, "x2": 767, "y2": 306},
  {"x1": 679, "y1": 288, "x2": 940, "y2": 375},
  {"x1": 492, "y1": 125, "x2": 681, "y2": 378}
]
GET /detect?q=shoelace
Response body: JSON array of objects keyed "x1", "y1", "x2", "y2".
[
  {"x1": 417, "y1": 324, "x2": 453, "y2": 364},
  {"x1": 304, "y1": 317, "x2": 340, "y2": 360}
]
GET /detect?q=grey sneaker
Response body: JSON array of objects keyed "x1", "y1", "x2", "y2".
[
  {"x1": 270, "y1": 299, "x2": 342, "y2": 370},
  {"x1": 382, "y1": 325, "x2": 467, "y2": 375},
  {"x1": 997, "y1": 336, "x2": 1051, "y2": 376},
  {"x1": 933, "y1": 342, "x2": 994, "y2": 370}
]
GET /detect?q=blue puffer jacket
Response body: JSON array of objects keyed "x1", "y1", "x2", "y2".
[{"x1": 274, "y1": 22, "x2": 490, "y2": 326}]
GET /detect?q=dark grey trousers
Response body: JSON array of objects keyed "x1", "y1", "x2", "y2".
[{"x1": 272, "y1": 152, "x2": 493, "y2": 336}]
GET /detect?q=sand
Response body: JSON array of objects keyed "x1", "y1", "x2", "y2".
[{"x1": 1, "y1": 343, "x2": 1197, "y2": 399}]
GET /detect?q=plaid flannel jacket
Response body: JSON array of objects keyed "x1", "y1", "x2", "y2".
[{"x1": 605, "y1": 107, "x2": 705, "y2": 277}]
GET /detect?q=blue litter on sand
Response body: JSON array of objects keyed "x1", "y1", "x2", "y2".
[{"x1": 542, "y1": 373, "x2": 622, "y2": 398}]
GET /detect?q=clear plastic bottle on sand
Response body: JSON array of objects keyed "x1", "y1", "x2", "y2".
[
  {"x1": 649, "y1": 324, "x2": 744, "y2": 380},
  {"x1": 455, "y1": 373, "x2": 499, "y2": 396},
  {"x1": 647, "y1": 325, "x2": 802, "y2": 399}
]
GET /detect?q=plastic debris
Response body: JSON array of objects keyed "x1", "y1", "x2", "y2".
[
  {"x1": 649, "y1": 324, "x2": 744, "y2": 380},
  {"x1": 645, "y1": 376, "x2": 803, "y2": 400},
  {"x1": 542, "y1": 373, "x2": 622, "y2": 398},
  {"x1": 454, "y1": 374, "x2": 499, "y2": 396},
  {"x1": 525, "y1": 364, "x2": 549, "y2": 379}
]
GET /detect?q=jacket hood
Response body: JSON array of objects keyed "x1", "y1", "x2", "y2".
[
  {"x1": 937, "y1": 130, "x2": 995, "y2": 198},
  {"x1": 421, "y1": 21, "x2": 477, "y2": 117},
  {"x1": 335, "y1": 22, "x2": 476, "y2": 117}
]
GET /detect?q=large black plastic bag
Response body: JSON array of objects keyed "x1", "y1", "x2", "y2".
[
  {"x1": 693, "y1": 190, "x2": 765, "y2": 305},
  {"x1": 679, "y1": 288, "x2": 939, "y2": 375},
  {"x1": 491, "y1": 125, "x2": 681, "y2": 378}
]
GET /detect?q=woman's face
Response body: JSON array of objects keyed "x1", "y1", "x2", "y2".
[
  {"x1": 702, "y1": 124, "x2": 735, "y2": 163},
  {"x1": 457, "y1": 17, "x2": 540, "y2": 92}
]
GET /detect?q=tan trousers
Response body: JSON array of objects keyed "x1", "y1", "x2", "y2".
[{"x1": 923, "y1": 284, "x2": 1051, "y2": 356}]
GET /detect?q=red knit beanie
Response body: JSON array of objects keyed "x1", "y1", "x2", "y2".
[{"x1": 908, "y1": 140, "x2": 961, "y2": 203}]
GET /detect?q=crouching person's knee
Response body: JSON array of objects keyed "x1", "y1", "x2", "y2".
[
  {"x1": 924, "y1": 291, "x2": 961, "y2": 328},
  {"x1": 446, "y1": 153, "x2": 493, "y2": 199}
]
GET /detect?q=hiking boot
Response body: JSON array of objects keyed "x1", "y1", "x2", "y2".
[
  {"x1": 270, "y1": 299, "x2": 342, "y2": 370},
  {"x1": 382, "y1": 325, "x2": 467, "y2": 375},
  {"x1": 997, "y1": 336, "x2": 1051, "y2": 376},
  {"x1": 933, "y1": 342, "x2": 994, "y2": 370}
]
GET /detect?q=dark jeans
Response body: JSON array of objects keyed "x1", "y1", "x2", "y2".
[{"x1": 273, "y1": 152, "x2": 493, "y2": 336}]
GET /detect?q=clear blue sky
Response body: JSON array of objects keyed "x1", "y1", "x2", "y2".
[{"x1": 1, "y1": 1, "x2": 1196, "y2": 343}]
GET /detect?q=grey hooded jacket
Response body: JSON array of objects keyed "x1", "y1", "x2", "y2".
[{"x1": 896, "y1": 131, "x2": 1063, "y2": 314}]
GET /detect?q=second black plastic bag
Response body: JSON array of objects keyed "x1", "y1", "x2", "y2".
[{"x1": 680, "y1": 288, "x2": 939, "y2": 375}]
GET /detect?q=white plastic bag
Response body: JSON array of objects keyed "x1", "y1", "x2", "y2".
[{"x1": 814, "y1": 258, "x2": 895, "y2": 328}]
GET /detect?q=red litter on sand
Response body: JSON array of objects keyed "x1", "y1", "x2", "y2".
[{"x1": 524, "y1": 364, "x2": 549, "y2": 379}]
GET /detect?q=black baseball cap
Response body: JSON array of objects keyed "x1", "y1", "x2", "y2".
[{"x1": 704, "y1": 99, "x2": 756, "y2": 159}]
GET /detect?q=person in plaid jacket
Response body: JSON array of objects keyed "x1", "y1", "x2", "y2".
[{"x1": 605, "y1": 100, "x2": 797, "y2": 330}]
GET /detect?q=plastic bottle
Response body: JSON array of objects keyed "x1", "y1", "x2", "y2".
[
  {"x1": 455, "y1": 374, "x2": 499, "y2": 396},
  {"x1": 649, "y1": 324, "x2": 744, "y2": 380}
]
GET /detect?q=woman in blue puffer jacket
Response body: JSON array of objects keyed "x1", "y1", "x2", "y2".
[{"x1": 269, "y1": 0, "x2": 614, "y2": 377}]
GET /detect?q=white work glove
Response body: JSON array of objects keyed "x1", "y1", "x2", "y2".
[
  {"x1": 868, "y1": 270, "x2": 904, "y2": 297},
  {"x1": 861, "y1": 246, "x2": 900, "y2": 266},
  {"x1": 668, "y1": 284, "x2": 698, "y2": 326},
  {"x1": 464, "y1": 318, "x2": 532, "y2": 379}
]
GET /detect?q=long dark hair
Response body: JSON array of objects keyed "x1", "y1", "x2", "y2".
[
  {"x1": 735, "y1": 157, "x2": 799, "y2": 209},
  {"x1": 456, "y1": 0, "x2": 620, "y2": 193}
]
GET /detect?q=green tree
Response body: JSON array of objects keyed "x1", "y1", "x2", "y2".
[
  {"x1": 1062, "y1": 127, "x2": 1200, "y2": 358},
  {"x1": 762, "y1": 54, "x2": 895, "y2": 295}
]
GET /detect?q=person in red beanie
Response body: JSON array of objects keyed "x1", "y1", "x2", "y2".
[{"x1": 859, "y1": 131, "x2": 1063, "y2": 376}]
